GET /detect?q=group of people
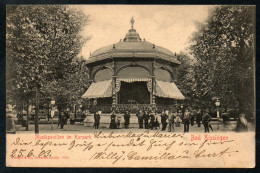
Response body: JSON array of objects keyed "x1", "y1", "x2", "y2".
[
  {"x1": 57, "y1": 108, "x2": 79, "y2": 129},
  {"x1": 135, "y1": 108, "x2": 214, "y2": 133},
  {"x1": 58, "y1": 107, "x2": 249, "y2": 133},
  {"x1": 92, "y1": 108, "x2": 216, "y2": 133},
  {"x1": 93, "y1": 110, "x2": 129, "y2": 129}
]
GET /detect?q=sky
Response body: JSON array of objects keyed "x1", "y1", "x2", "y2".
[{"x1": 72, "y1": 5, "x2": 212, "y2": 60}]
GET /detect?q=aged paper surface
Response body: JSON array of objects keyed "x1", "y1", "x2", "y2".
[
  {"x1": 6, "y1": 132, "x2": 255, "y2": 168},
  {"x1": 6, "y1": 5, "x2": 255, "y2": 168}
]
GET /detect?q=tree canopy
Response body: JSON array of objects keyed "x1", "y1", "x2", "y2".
[
  {"x1": 6, "y1": 5, "x2": 90, "y2": 110},
  {"x1": 189, "y1": 6, "x2": 255, "y2": 116}
]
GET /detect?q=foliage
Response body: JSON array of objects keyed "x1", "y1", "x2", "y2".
[
  {"x1": 176, "y1": 52, "x2": 196, "y2": 99},
  {"x1": 42, "y1": 59, "x2": 89, "y2": 111},
  {"x1": 6, "y1": 5, "x2": 90, "y2": 110},
  {"x1": 189, "y1": 6, "x2": 255, "y2": 115}
]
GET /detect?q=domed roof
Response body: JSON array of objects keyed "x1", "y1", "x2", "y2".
[
  {"x1": 87, "y1": 17, "x2": 179, "y2": 65},
  {"x1": 91, "y1": 41, "x2": 173, "y2": 57}
]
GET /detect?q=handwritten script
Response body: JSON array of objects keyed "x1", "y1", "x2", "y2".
[{"x1": 6, "y1": 131, "x2": 254, "y2": 168}]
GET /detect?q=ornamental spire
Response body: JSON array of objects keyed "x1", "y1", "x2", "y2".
[{"x1": 130, "y1": 16, "x2": 135, "y2": 29}]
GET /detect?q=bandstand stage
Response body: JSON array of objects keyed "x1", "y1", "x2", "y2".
[{"x1": 82, "y1": 18, "x2": 185, "y2": 113}]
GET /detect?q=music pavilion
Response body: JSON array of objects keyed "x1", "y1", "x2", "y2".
[{"x1": 82, "y1": 18, "x2": 185, "y2": 113}]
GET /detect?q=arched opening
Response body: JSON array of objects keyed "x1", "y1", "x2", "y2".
[
  {"x1": 154, "y1": 68, "x2": 172, "y2": 82},
  {"x1": 118, "y1": 81, "x2": 150, "y2": 104},
  {"x1": 117, "y1": 66, "x2": 150, "y2": 78},
  {"x1": 155, "y1": 68, "x2": 175, "y2": 105},
  {"x1": 117, "y1": 66, "x2": 151, "y2": 105},
  {"x1": 93, "y1": 68, "x2": 113, "y2": 105},
  {"x1": 94, "y1": 68, "x2": 113, "y2": 82}
]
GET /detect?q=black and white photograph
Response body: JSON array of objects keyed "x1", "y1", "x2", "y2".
[{"x1": 5, "y1": 5, "x2": 255, "y2": 168}]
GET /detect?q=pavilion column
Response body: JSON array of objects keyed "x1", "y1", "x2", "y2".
[
  {"x1": 151, "y1": 61, "x2": 156, "y2": 110},
  {"x1": 112, "y1": 75, "x2": 117, "y2": 110},
  {"x1": 151, "y1": 75, "x2": 156, "y2": 109}
]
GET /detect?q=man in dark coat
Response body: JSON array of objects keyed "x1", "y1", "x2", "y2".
[
  {"x1": 160, "y1": 110, "x2": 168, "y2": 131},
  {"x1": 195, "y1": 109, "x2": 202, "y2": 127},
  {"x1": 136, "y1": 110, "x2": 144, "y2": 129},
  {"x1": 144, "y1": 111, "x2": 150, "y2": 129},
  {"x1": 202, "y1": 110, "x2": 211, "y2": 133},
  {"x1": 124, "y1": 111, "x2": 131, "y2": 129},
  {"x1": 149, "y1": 111, "x2": 155, "y2": 130},
  {"x1": 94, "y1": 111, "x2": 101, "y2": 129},
  {"x1": 190, "y1": 109, "x2": 195, "y2": 126},
  {"x1": 58, "y1": 110, "x2": 69, "y2": 129},
  {"x1": 183, "y1": 108, "x2": 190, "y2": 132},
  {"x1": 168, "y1": 110, "x2": 176, "y2": 132}
]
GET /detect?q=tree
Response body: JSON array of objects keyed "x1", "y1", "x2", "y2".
[
  {"x1": 6, "y1": 5, "x2": 90, "y2": 132},
  {"x1": 6, "y1": 5, "x2": 90, "y2": 107},
  {"x1": 189, "y1": 6, "x2": 255, "y2": 117},
  {"x1": 176, "y1": 52, "x2": 196, "y2": 101},
  {"x1": 41, "y1": 58, "x2": 89, "y2": 112}
]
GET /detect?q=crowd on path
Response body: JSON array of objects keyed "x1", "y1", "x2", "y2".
[
  {"x1": 90, "y1": 108, "x2": 249, "y2": 133},
  {"x1": 10, "y1": 105, "x2": 250, "y2": 133}
]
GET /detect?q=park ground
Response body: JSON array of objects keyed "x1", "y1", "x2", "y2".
[{"x1": 13, "y1": 120, "x2": 255, "y2": 134}]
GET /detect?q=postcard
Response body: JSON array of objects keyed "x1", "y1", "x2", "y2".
[{"x1": 6, "y1": 5, "x2": 255, "y2": 168}]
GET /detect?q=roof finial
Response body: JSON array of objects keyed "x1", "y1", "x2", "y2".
[{"x1": 130, "y1": 16, "x2": 135, "y2": 29}]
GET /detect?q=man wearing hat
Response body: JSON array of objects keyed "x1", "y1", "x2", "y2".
[
  {"x1": 124, "y1": 110, "x2": 131, "y2": 129},
  {"x1": 183, "y1": 108, "x2": 191, "y2": 132}
]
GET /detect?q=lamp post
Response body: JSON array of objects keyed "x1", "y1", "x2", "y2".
[
  {"x1": 50, "y1": 99, "x2": 55, "y2": 130},
  {"x1": 79, "y1": 104, "x2": 83, "y2": 120},
  {"x1": 180, "y1": 105, "x2": 184, "y2": 118},
  {"x1": 215, "y1": 99, "x2": 220, "y2": 130}
]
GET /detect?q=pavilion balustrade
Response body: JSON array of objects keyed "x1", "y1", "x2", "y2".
[
  {"x1": 156, "y1": 105, "x2": 178, "y2": 113},
  {"x1": 89, "y1": 104, "x2": 178, "y2": 114},
  {"x1": 90, "y1": 104, "x2": 113, "y2": 113}
]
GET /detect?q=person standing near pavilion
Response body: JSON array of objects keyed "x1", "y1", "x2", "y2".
[
  {"x1": 195, "y1": 108, "x2": 202, "y2": 127},
  {"x1": 109, "y1": 111, "x2": 117, "y2": 129},
  {"x1": 202, "y1": 109, "x2": 211, "y2": 133},
  {"x1": 168, "y1": 109, "x2": 176, "y2": 132},
  {"x1": 154, "y1": 111, "x2": 160, "y2": 130},
  {"x1": 116, "y1": 111, "x2": 122, "y2": 129},
  {"x1": 6, "y1": 105, "x2": 16, "y2": 133},
  {"x1": 94, "y1": 111, "x2": 101, "y2": 129},
  {"x1": 144, "y1": 110, "x2": 150, "y2": 129},
  {"x1": 236, "y1": 113, "x2": 248, "y2": 132},
  {"x1": 58, "y1": 109, "x2": 69, "y2": 129},
  {"x1": 190, "y1": 109, "x2": 195, "y2": 126},
  {"x1": 124, "y1": 110, "x2": 131, "y2": 129},
  {"x1": 136, "y1": 110, "x2": 144, "y2": 129},
  {"x1": 65, "y1": 108, "x2": 71, "y2": 131},
  {"x1": 175, "y1": 110, "x2": 182, "y2": 127},
  {"x1": 149, "y1": 111, "x2": 155, "y2": 130},
  {"x1": 160, "y1": 110, "x2": 168, "y2": 131},
  {"x1": 183, "y1": 108, "x2": 191, "y2": 132}
]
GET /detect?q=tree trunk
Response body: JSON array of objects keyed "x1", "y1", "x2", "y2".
[
  {"x1": 26, "y1": 100, "x2": 29, "y2": 131},
  {"x1": 35, "y1": 86, "x2": 39, "y2": 134}
]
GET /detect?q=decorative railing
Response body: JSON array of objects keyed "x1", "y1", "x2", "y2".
[
  {"x1": 156, "y1": 105, "x2": 178, "y2": 112},
  {"x1": 116, "y1": 104, "x2": 152, "y2": 113},
  {"x1": 89, "y1": 104, "x2": 178, "y2": 114},
  {"x1": 89, "y1": 105, "x2": 112, "y2": 113}
]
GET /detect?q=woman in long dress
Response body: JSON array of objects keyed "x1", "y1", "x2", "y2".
[
  {"x1": 110, "y1": 111, "x2": 117, "y2": 129},
  {"x1": 175, "y1": 110, "x2": 182, "y2": 127}
]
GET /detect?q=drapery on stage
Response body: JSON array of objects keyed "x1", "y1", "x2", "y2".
[{"x1": 82, "y1": 78, "x2": 185, "y2": 104}]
